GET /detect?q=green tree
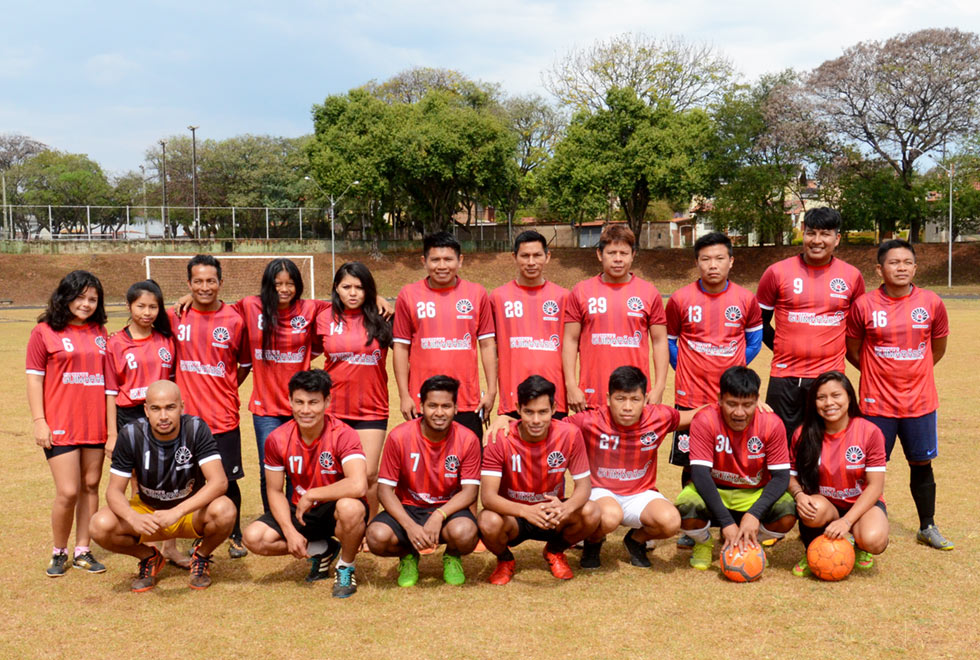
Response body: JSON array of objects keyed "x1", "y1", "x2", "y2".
[{"x1": 10, "y1": 151, "x2": 114, "y2": 236}]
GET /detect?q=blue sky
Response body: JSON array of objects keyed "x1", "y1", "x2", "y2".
[{"x1": 3, "y1": 0, "x2": 978, "y2": 174}]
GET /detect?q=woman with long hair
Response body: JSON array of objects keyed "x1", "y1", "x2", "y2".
[
  {"x1": 26, "y1": 270, "x2": 113, "y2": 577},
  {"x1": 317, "y1": 261, "x2": 392, "y2": 521},
  {"x1": 789, "y1": 371, "x2": 889, "y2": 576}
]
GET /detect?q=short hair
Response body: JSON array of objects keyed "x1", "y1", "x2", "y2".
[
  {"x1": 513, "y1": 230, "x2": 548, "y2": 254},
  {"x1": 187, "y1": 254, "x2": 222, "y2": 281},
  {"x1": 694, "y1": 231, "x2": 733, "y2": 257},
  {"x1": 608, "y1": 366, "x2": 647, "y2": 396},
  {"x1": 423, "y1": 231, "x2": 461, "y2": 258},
  {"x1": 719, "y1": 366, "x2": 761, "y2": 399},
  {"x1": 597, "y1": 224, "x2": 636, "y2": 252},
  {"x1": 517, "y1": 375, "x2": 556, "y2": 408},
  {"x1": 288, "y1": 369, "x2": 332, "y2": 398},
  {"x1": 802, "y1": 207, "x2": 842, "y2": 233},
  {"x1": 877, "y1": 238, "x2": 916, "y2": 264},
  {"x1": 420, "y1": 375, "x2": 460, "y2": 404}
]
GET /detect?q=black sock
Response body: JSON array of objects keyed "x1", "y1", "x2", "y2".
[
  {"x1": 545, "y1": 539, "x2": 571, "y2": 553},
  {"x1": 909, "y1": 463, "x2": 936, "y2": 530},
  {"x1": 226, "y1": 480, "x2": 243, "y2": 537},
  {"x1": 798, "y1": 521, "x2": 823, "y2": 549},
  {"x1": 497, "y1": 549, "x2": 515, "y2": 562}
]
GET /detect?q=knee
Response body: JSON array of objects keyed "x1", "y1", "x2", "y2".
[
  {"x1": 857, "y1": 524, "x2": 890, "y2": 555},
  {"x1": 209, "y1": 496, "x2": 237, "y2": 526},
  {"x1": 242, "y1": 523, "x2": 265, "y2": 552},
  {"x1": 445, "y1": 518, "x2": 478, "y2": 549},
  {"x1": 365, "y1": 523, "x2": 393, "y2": 553},
  {"x1": 599, "y1": 504, "x2": 623, "y2": 532},
  {"x1": 477, "y1": 510, "x2": 504, "y2": 536},
  {"x1": 335, "y1": 498, "x2": 366, "y2": 526},
  {"x1": 54, "y1": 484, "x2": 79, "y2": 507},
  {"x1": 89, "y1": 509, "x2": 116, "y2": 542},
  {"x1": 649, "y1": 504, "x2": 681, "y2": 537},
  {"x1": 582, "y1": 501, "x2": 601, "y2": 528}
]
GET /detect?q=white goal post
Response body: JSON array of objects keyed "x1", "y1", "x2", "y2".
[{"x1": 143, "y1": 255, "x2": 316, "y2": 303}]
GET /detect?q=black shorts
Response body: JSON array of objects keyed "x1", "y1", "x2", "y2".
[
  {"x1": 43, "y1": 443, "x2": 105, "y2": 460},
  {"x1": 454, "y1": 411, "x2": 484, "y2": 441},
  {"x1": 256, "y1": 501, "x2": 341, "y2": 542},
  {"x1": 834, "y1": 500, "x2": 888, "y2": 518},
  {"x1": 213, "y1": 427, "x2": 243, "y2": 481},
  {"x1": 371, "y1": 505, "x2": 477, "y2": 549},
  {"x1": 508, "y1": 517, "x2": 565, "y2": 548},
  {"x1": 502, "y1": 411, "x2": 568, "y2": 421},
  {"x1": 765, "y1": 376, "x2": 816, "y2": 441},
  {"x1": 116, "y1": 404, "x2": 146, "y2": 431},
  {"x1": 339, "y1": 418, "x2": 388, "y2": 432},
  {"x1": 668, "y1": 405, "x2": 695, "y2": 468}
]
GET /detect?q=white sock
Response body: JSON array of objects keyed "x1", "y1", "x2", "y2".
[
  {"x1": 686, "y1": 524, "x2": 712, "y2": 544},
  {"x1": 336, "y1": 558, "x2": 355, "y2": 569},
  {"x1": 758, "y1": 525, "x2": 786, "y2": 542}
]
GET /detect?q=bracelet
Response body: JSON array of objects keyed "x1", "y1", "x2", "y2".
[
  {"x1": 437, "y1": 508, "x2": 448, "y2": 521},
  {"x1": 32, "y1": 416, "x2": 45, "y2": 422}
]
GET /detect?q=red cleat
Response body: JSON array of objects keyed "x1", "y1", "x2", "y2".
[
  {"x1": 542, "y1": 548, "x2": 574, "y2": 580},
  {"x1": 488, "y1": 559, "x2": 516, "y2": 585}
]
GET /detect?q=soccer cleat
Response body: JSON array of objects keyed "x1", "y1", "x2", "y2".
[
  {"x1": 306, "y1": 539, "x2": 341, "y2": 583},
  {"x1": 72, "y1": 551, "x2": 106, "y2": 574},
  {"x1": 46, "y1": 552, "x2": 70, "y2": 578},
  {"x1": 792, "y1": 555, "x2": 812, "y2": 578},
  {"x1": 690, "y1": 541, "x2": 713, "y2": 570},
  {"x1": 761, "y1": 536, "x2": 781, "y2": 548},
  {"x1": 397, "y1": 554, "x2": 420, "y2": 588},
  {"x1": 473, "y1": 540, "x2": 489, "y2": 553},
  {"x1": 442, "y1": 553, "x2": 465, "y2": 585},
  {"x1": 542, "y1": 547, "x2": 574, "y2": 580},
  {"x1": 917, "y1": 524, "x2": 954, "y2": 551},
  {"x1": 580, "y1": 540, "x2": 603, "y2": 569},
  {"x1": 131, "y1": 548, "x2": 165, "y2": 592},
  {"x1": 188, "y1": 552, "x2": 213, "y2": 590},
  {"x1": 332, "y1": 565, "x2": 357, "y2": 598},
  {"x1": 624, "y1": 530, "x2": 652, "y2": 568},
  {"x1": 855, "y1": 549, "x2": 874, "y2": 570},
  {"x1": 488, "y1": 558, "x2": 516, "y2": 585},
  {"x1": 228, "y1": 534, "x2": 248, "y2": 559},
  {"x1": 676, "y1": 534, "x2": 695, "y2": 550}
]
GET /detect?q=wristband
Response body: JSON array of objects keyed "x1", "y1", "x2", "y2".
[
  {"x1": 437, "y1": 508, "x2": 448, "y2": 521},
  {"x1": 33, "y1": 416, "x2": 45, "y2": 422}
]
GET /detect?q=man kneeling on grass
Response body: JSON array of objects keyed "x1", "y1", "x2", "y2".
[
  {"x1": 242, "y1": 369, "x2": 368, "y2": 598},
  {"x1": 90, "y1": 380, "x2": 235, "y2": 592},
  {"x1": 478, "y1": 375, "x2": 600, "y2": 584}
]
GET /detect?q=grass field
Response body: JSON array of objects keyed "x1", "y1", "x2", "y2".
[{"x1": 2, "y1": 299, "x2": 979, "y2": 659}]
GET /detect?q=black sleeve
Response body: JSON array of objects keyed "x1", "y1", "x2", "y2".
[
  {"x1": 109, "y1": 426, "x2": 135, "y2": 475},
  {"x1": 189, "y1": 416, "x2": 220, "y2": 464},
  {"x1": 690, "y1": 465, "x2": 737, "y2": 529},
  {"x1": 746, "y1": 469, "x2": 790, "y2": 521},
  {"x1": 761, "y1": 308, "x2": 775, "y2": 351}
]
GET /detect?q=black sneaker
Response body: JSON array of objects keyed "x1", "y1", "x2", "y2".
[
  {"x1": 623, "y1": 529, "x2": 651, "y2": 568},
  {"x1": 580, "y1": 540, "x2": 603, "y2": 569},
  {"x1": 332, "y1": 565, "x2": 357, "y2": 598},
  {"x1": 46, "y1": 552, "x2": 70, "y2": 578},
  {"x1": 228, "y1": 534, "x2": 248, "y2": 559},
  {"x1": 306, "y1": 538, "x2": 341, "y2": 583},
  {"x1": 71, "y1": 551, "x2": 106, "y2": 574}
]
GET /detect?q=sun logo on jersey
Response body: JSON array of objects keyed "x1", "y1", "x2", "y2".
[
  {"x1": 829, "y1": 278, "x2": 849, "y2": 294},
  {"x1": 845, "y1": 446, "x2": 865, "y2": 463},
  {"x1": 212, "y1": 326, "x2": 231, "y2": 343},
  {"x1": 444, "y1": 455, "x2": 460, "y2": 473},
  {"x1": 911, "y1": 307, "x2": 930, "y2": 323},
  {"x1": 175, "y1": 446, "x2": 192, "y2": 464},
  {"x1": 640, "y1": 432, "x2": 658, "y2": 447},
  {"x1": 158, "y1": 347, "x2": 173, "y2": 363},
  {"x1": 626, "y1": 296, "x2": 645, "y2": 313},
  {"x1": 725, "y1": 306, "x2": 743, "y2": 322},
  {"x1": 94, "y1": 336, "x2": 107, "y2": 350},
  {"x1": 542, "y1": 300, "x2": 560, "y2": 316},
  {"x1": 747, "y1": 436, "x2": 764, "y2": 454},
  {"x1": 290, "y1": 315, "x2": 308, "y2": 330},
  {"x1": 546, "y1": 451, "x2": 566, "y2": 468},
  {"x1": 456, "y1": 299, "x2": 474, "y2": 314},
  {"x1": 319, "y1": 451, "x2": 335, "y2": 469}
]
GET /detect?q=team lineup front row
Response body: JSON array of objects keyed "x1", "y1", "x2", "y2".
[{"x1": 26, "y1": 210, "x2": 950, "y2": 595}]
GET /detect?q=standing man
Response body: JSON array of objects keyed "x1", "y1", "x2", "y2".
[
  {"x1": 757, "y1": 208, "x2": 865, "y2": 439},
  {"x1": 491, "y1": 230, "x2": 570, "y2": 418},
  {"x1": 366, "y1": 375, "x2": 482, "y2": 587},
  {"x1": 564, "y1": 224, "x2": 668, "y2": 411},
  {"x1": 393, "y1": 231, "x2": 497, "y2": 440},
  {"x1": 846, "y1": 239, "x2": 952, "y2": 550}
]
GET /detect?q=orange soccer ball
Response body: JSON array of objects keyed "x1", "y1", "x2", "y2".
[
  {"x1": 720, "y1": 544, "x2": 767, "y2": 582},
  {"x1": 807, "y1": 534, "x2": 855, "y2": 581}
]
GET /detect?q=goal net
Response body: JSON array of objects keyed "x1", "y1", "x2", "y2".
[{"x1": 143, "y1": 255, "x2": 317, "y2": 304}]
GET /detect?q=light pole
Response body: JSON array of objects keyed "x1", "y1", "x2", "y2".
[
  {"x1": 188, "y1": 125, "x2": 199, "y2": 239},
  {"x1": 159, "y1": 140, "x2": 169, "y2": 239},
  {"x1": 933, "y1": 157, "x2": 955, "y2": 288},
  {"x1": 305, "y1": 176, "x2": 359, "y2": 275},
  {"x1": 1, "y1": 170, "x2": 7, "y2": 240}
]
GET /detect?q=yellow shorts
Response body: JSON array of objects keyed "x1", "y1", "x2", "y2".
[{"x1": 130, "y1": 495, "x2": 200, "y2": 542}]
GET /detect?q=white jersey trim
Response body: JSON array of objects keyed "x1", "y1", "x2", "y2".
[
  {"x1": 110, "y1": 467, "x2": 132, "y2": 478},
  {"x1": 690, "y1": 459, "x2": 713, "y2": 468},
  {"x1": 866, "y1": 466, "x2": 886, "y2": 472},
  {"x1": 341, "y1": 453, "x2": 366, "y2": 464},
  {"x1": 768, "y1": 462, "x2": 790, "y2": 470},
  {"x1": 461, "y1": 479, "x2": 481, "y2": 485},
  {"x1": 789, "y1": 469, "x2": 798, "y2": 476},
  {"x1": 477, "y1": 332, "x2": 496, "y2": 341},
  {"x1": 393, "y1": 338, "x2": 412, "y2": 345},
  {"x1": 571, "y1": 470, "x2": 591, "y2": 480},
  {"x1": 26, "y1": 369, "x2": 45, "y2": 376},
  {"x1": 481, "y1": 469, "x2": 503, "y2": 478},
  {"x1": 377, "y1": 478, "x2": 398, "y2": 487},
  {"x1": 747, "y1": 324, "x2": 763, "y2": 332},
  {"x1": 667, "y1": 334, "x2": 678, "y2": 340},
  {"x1": 199, "y1": 454, "x2": 222, "y2": 466},
  {"x1": 758, "y1": 303, "x2": 775, "y2": 311},
  {"x1": 264, "y1": 464, "x2": 285, "y2": 472},
  {"x1": 105, "y1": 389, "x2": 118, "y2": 396}
]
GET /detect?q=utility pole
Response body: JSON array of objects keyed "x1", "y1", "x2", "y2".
[
  {"x1": 188, "y1": 125, "x2": 199, "y2": 239},
  {"x1": 159, "y1": 140, "x2": 169, "y2": 239}
]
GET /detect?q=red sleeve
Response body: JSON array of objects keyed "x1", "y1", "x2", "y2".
[
  {"x1": 460, "y1": 434, "x2": 482, "y2": 483},
  {"x1": 166, "y1": 336, "x2": 177, "y2": 381},
  {"x1": 481, "y1": 433, "x2": 505, "y2": 474},
  {"x1": 104, "y1": 343, "x2": 119, "y2": 395},
  {"x1": 264, "y1": 431, "x2": 285, "y2": 469},
  {"x1": 851, "y1": 271, "x2": 866, "y2": 300},
  {"x1": 567, "y1": 427, "x2": 591, "y2": 477},
  {"x1": 647, "y1": 285, "x2": 666, "y2": 327},
  {"x1": 477, "y1": 287, "x2": 494, "y2": 339},
  {"x1": 236, "y1": 317, "x2": 252, "y2": 367},
  {"x1": 662, "y1": 405, "x2": 682, "y2": 433},
  {"x1": 687, "y1": 411, "x2": 716, "y2": 464},
  {"x1": 864, "y1": 423, "x2": 887, "y2": 469},
  {"x1": 789, "y1": 427, "x2": 802, "y2": 471},
  {"x1": 565, "y1": 287, "x2": 584, "y2": 324},
  {"x1": 846, "y1": 297, "x2": 867, "y2": 340},
  {"x1": 665, "y1": 295, "x2": 682, "y2": 337},
  {"x1": 932, "y1": 297, "x2": 950, "y2": 339},
  {"x1": 745, "y1": 293, "x2": 763, "y2": 329},
  {"x1": 763, "y1": 415, "x2": 789, "y2": 466},
  {"x1": 26, "y1": 325, "x2": 48, "y2": 373},
  {"x1": 392, "y1": 289, "x2": 415, "y2": 342},
  {"x1": 377, "y1": 431, "x2": 402, "y2": 483},
  {"x1": 563, "y1": 410, "x2": 588, "y2": 430},
  {"x1": 757, "y1": 266, "x2": 778, "y2": 308}
]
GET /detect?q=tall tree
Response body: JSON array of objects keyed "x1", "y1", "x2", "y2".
[{"x1": 10, "y1": 151, "x2": 114, "y2": 236}]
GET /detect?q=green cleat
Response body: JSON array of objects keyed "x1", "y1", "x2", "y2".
[
  {"x1": 916, "y1": 524, "x2": 954, "y2": 551},
  {"x1": 442, "y1": 553, "x2": 465, "y2": 585},
  {"x1": 792, "y1": 555, "x2": 812, "y2": 577},
  {"x1": 398, "y1": 553, "x2": 420, "y2": 587},
  {"x1": 690, "y1": 541, "x2": 713, "y2": 570},
  {"x1": 855, "y1": 549, "x2": 874, "y2": 570}
]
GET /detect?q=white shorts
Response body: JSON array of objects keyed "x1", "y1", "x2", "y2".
[{"x1": 589, "y1": 487, "x2": 666, "y2": 529}]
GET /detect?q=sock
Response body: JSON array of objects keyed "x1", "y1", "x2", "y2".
[
  {"x1": 798, "y1": 521, "x2": 823, "y2": 549},
  {"x1": 909, "y1": 463, "x2": 936, "y2": 530},
  {"x1": 758, "y1": 526, "x2": 786, "y2": 543},
  {"x1": 496, "y1": 549, "x2": 515, "y2": 562},
  {"x1": 545, "y1": 539, "x2": 571, "y2": 553},
  {"x1": 685, "y1": 523, "x2": 712, "y2": 544},
  {"x1": 226, "y1": 480, "x2": 243, "y2": 537},
  {"x1": 336, "y1": 558, "x2": 354, "y2": 569},
  {"x1": 73, "y1": 545, "x2": 90, "y2": 558},
  {"x1": 53, "y1": 547, "x2": 67, "y2": 556}
]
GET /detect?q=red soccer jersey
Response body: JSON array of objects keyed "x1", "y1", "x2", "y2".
[
  {"x1": 106, "y1": 328, "x2": 176, "y2": 407},
  {"x1": 566, "y1": 274, "x2": 666, "y2": 408},
  {"x1": 316, "y1": 306, "x2": 389, "y2": 421},
  {"x1": 377, "y1": 418, "x2": 481, "y2": 507},
  {"x1": 666, "y1": 281, "x2": 763, "y2": 407},
  {"x1": 168, "y1": 304, "x2": 250, "y2": 434},
  {"x1": 790, "y1": 417, "x2": 886, "y2": 508},
  {"x1": 567, "y1": 404, "x2": 680, "y2": 495},
  {"x1": 491, "y1": 280, "x2": 570, "y2": 413},
  {"x1": 688, "y1": 404, "x2": 790, "y2": 489},
  {"x1": 481, "y1": 419, "x2": 591, "y2": 504},
  {"x1": 26, "y1": 322, "x2": 113, "y2": 446},
  {"x1": 757, "y1": 255, "x2": 865, "y2": 378},
  {"x1": 234, "y1": 296, "x2": 326, "y2": 417},
  {"x1": 263, "y1": 415, "x2": 366, "y2": 507},
  {"x1": 392, "y1": 277, "x2": 494, "y2": 412},
  {"x1": 846, "y1": 286, "x2": 949, "y2": 418}
]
